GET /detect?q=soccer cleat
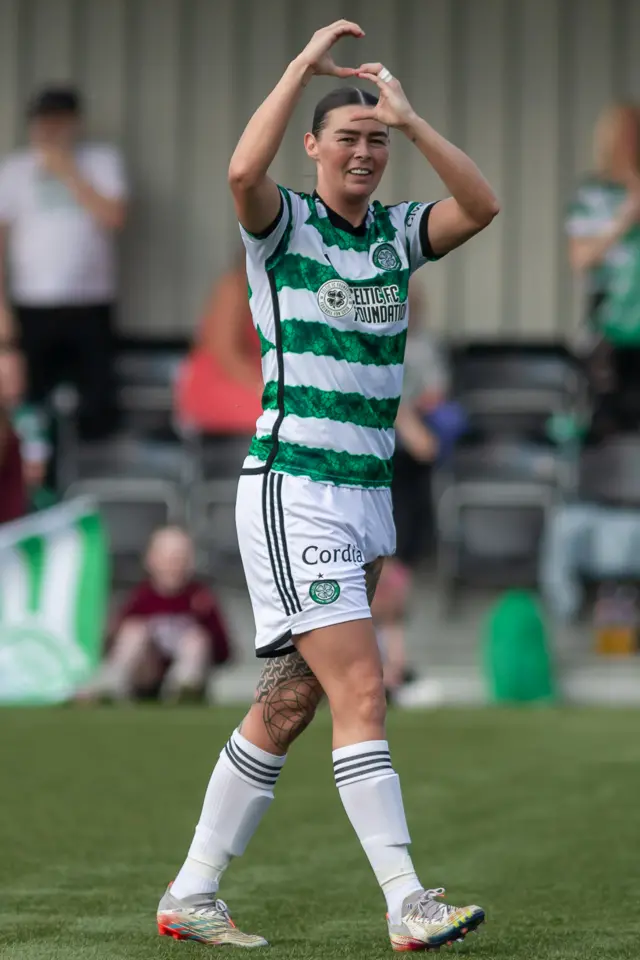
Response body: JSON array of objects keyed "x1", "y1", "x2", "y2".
[
  {"x1": 388, "y1": 887, "x2": 485, "y2": 951},
  {"x1": 157, "y1": 885, "x2": 268, "y2": 948}
]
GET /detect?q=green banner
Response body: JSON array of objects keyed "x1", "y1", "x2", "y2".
[{"x1": 0, "y1": 499, "x2": 107, "y2": 704}]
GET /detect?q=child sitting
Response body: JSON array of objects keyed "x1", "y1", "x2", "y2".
[{"x1": 77, "y1": 526, "x2": 232, "y2": 703}]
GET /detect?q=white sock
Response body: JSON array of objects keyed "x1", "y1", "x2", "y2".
[
  {"x1": 171, "y1": 728, "x2": 286, "y2": 899},
  {"x1": 333, "y1": 740, "x2": 422, "y2": 925}
]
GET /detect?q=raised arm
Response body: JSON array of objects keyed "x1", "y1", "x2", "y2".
[
  {"x1": 228, "y1": 20, "x2": 362, "y2": 235},
  {"x1": 567, "y1": 191, "x2": 640, "y2": 272},
  {"x1": 354, "y1": 63, "x2": 500, "y2": 256},
  {"x1": 39, "y1": 147, "x2": 127, "y2": 231}
]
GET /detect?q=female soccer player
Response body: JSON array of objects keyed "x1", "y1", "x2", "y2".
[{"x1": 158, "y1": 20, "x2": 499, "y2": 950}]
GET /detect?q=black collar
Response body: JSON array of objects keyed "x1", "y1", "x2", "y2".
[{"x1": 313, "y1": 191, "x2": 369, "y2": 237}]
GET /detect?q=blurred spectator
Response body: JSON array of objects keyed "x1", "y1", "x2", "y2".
[
  {"x1": 175, "y1": 254, "x2": 262, "y2": 434},
  {"x1": 566, "y1": 102, "x2": 640, "y2": 437},
  {"x1": 0, "y1": 362, "x2": 27, "y2": 523},
  {"x1": 11, "y1": 402, "x2": 54, "y2": 509},
  {"x1": 373, "y1": 285, "x2": 466, "y2": 696},
  {"x1": 0, "y1": 84, "x2": 128, "y2": 443},
  {"x1": 77, "y1": 526, "x2": 232, "y2": 703},
  {"x1": 0, "y1": 408, "x2": 27, "y2": 524}
]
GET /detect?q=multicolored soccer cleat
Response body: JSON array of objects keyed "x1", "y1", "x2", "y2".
[
  {"x1": 157, "y1": 885, "x2": 268, "y2": 948},
  {"x1": 387, "y1": 887, "x2": 485, "y2": 951}
]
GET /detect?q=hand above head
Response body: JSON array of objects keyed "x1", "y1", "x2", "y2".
[
  {"x1": 617, "y1": 188, "x2": 640, "y2": 231},
  {"x1": 296, "y1": 20, "x2": 364, "y2": 78},
  {"x1": 38, "y1": 145, "x2": 76, "y2": 180},
  {"x1": 351, "y1": 63, "x2": 416, "y2": 129}
]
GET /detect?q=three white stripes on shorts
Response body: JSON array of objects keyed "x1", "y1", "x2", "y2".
[{"x1": 261, "y1": 472, "x2": 302, "y2": 617}]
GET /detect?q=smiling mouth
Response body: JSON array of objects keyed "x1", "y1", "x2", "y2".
[{"x1": 347, "y1": 168, "x2": 373, "y2": 177}]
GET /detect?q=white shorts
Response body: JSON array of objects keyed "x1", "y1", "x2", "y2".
[{"x1": 236, "y1": 471, "x2": 396, "y2": 658}]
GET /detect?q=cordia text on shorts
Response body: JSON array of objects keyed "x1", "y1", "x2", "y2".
[{"x1": 302, "y1": 544, "x2": 365, "y2": 565}]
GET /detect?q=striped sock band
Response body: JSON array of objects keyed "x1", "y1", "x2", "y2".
[
  {"x1": 333, "y1": 739, "x2": 393, "y2": 787},
  {"x1": 222, "y1": 728, "x2": 286, "y2": 789}
]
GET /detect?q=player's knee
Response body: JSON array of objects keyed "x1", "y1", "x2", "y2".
[
  {"x1": 250, "y1": 679, "x2": 322, "y2": 751},
  {"x1": 262, "y1": 683, "x2": 320, "y2": 733}
]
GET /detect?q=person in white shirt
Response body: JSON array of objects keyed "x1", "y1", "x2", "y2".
[{"x1": 0, "y1": 85, "x2": 128, "y2": 439}]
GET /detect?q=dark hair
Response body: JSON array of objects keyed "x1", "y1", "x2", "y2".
[
  {"x1": 311, "y1": 86, "x2": 378, "y2": 138},
  {"x1": 27, "y1": 85, "x2": 82, "y2": 119}
]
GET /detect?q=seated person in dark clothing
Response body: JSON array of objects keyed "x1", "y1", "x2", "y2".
[
  {"x1": 77, "y1": 527, "x2": 231, "y2": 703},
  {"x1": 0, "y1": 408, "x2": 27, "y2": 524}
]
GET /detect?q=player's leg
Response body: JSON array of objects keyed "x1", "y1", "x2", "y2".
[
  {"x1": 295, "y1": 603, "x2": 484, "y2": 951},
  {"x1": 241, "y1": 645, "x2": 324, "y2": 752},
  {"x1": 371, "y1": 557, "x2": 412, "y2": 694},
  {"x1": 170, "y1": 649, "x2": 322, "y2": 895},
  {"x1": 158, "y1": 649, "x2": 323, "y2": 946}
]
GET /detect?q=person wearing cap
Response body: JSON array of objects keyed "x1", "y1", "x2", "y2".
[{"x1": 0, "y1": 84, "x2": 128, "y2": 441}]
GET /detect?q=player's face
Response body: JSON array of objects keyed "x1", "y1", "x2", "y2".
[
  {"x1": 308, "y1": 106, "x2": 389, "y2": 200},
  {"x1": 29, "y1": 113, "x2": 79, "y2": 149}
]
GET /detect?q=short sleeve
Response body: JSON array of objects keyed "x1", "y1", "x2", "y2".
[
  {"x1": 0, "y1": 157, "x2": 19, "y2": 224},
  {"x1": 565, "y1": 183, "x2": 612, "y2": 238},
  {"x1": 87, "y1": 145, "x2": 128, "y2": 200},
  {"x1": 389, "y1": 201, "x2": 441, "y2": 274},
  {"x1": 239, "y1": 186, "x2": 303, "y2": 265}
]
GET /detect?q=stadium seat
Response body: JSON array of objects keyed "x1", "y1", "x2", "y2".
[
  {"x1": 181, "y1": 434, "x2": 251, "y2": 582},
  {"x1": 187, "y1": 478, "x2": 244, "y2": 585},
  {"x1": 449, "y1": 341, "x2": 586, "y2": 438},
  {"x1": 55, "y1": 339, "x2": 191, "y2": 490},
  {"x1": 64, "y1": 477, "x2": 184, "y2": 586},
  {"x1": 113, "y1": 340, "x2": 184, "y2": 440},
  {"x1": 183, "y1": 432, "x2": 252, "y2": 483},
  {"x1": 435, "y1": 437, "x2": 565, "y2": 613},
  {"x1": 579, "y1": 434, "x2": 640, "y2": 507}
]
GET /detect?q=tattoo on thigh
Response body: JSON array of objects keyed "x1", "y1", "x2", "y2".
[
  {"x1": 364, "y1": 556, "x2": 384, "y2": 606},
  {"x1": 254, "y1": 650, "x2": 324, "y2": 752}
]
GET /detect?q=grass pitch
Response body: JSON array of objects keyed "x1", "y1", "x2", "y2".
[{"x1": 1, "y1": 706, "x2": 640, "y2": 959}]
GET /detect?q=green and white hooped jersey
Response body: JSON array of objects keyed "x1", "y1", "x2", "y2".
[
  {"x1": 241, "y1": 188, "x2": 439, "y2": 489},
  {"x1": 565, "y1": 177, "x2": 628, "y2": 297},
  {"x1": 566, "y1": 176, "x2": 640, "y2": 342}
]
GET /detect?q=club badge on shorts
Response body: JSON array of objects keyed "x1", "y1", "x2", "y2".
[{"x1": 309, "y1": 579, "x2": 341, "y2": 604}]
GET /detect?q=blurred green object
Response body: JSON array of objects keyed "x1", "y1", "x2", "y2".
[
  {"x1": 546, "y1": 411, "x2": 586, "y2": 446},
  {"x1": 11, "y1": 402, "x2": 51, "y2": 459},
  {"x1": 596, "y1": 223, "x2": 640, "y2": 345},
  {"x1": 29, "y1": 485, "x2": 58, "y2": 512},
  {"x1": 483, "y1": 589, "x2": 555, "y2": 703}
]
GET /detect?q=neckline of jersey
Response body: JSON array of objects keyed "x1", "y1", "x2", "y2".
[{"x1": 312, "y1": 190, "x2": 369, "y2": 237}]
